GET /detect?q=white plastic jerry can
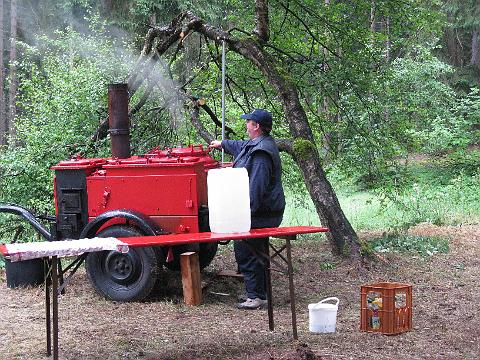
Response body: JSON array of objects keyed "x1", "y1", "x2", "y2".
[{"x1": 207, "y1": 167, "x2": 251, "y2": 233}]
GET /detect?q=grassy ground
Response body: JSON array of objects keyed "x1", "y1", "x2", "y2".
[
  {"x1": 1, "y1": 223, "x2": 479, "y2": 359},
  {"x1": 1, "y1": 154, "x2": 479, "y2": 358},
  {"x1": 283, "y1": 165, "x2": 480, "y2": 231}
]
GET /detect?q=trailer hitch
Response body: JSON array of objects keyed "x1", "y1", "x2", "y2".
[{"x1": 0, "y1": 204, "x2": 52, "y2": 241}]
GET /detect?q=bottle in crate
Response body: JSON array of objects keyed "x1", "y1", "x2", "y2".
[{"x1": 360, "y1": 282, "x2": 412, "y2": 334}]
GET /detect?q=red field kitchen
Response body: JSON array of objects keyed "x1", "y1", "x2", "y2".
[
  {"x1": 50, "y1": 84, "x2": 225, "y2": 301},
  {"x1": 0, "y1": 83, "x2": 328, "y2": 359}
]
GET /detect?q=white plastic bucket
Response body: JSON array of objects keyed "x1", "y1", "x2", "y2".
[
  {"x1": 308, "y1": 297, "x2": 339, "y2": 333},
  {"x1": 207, "y1": 167, "x2": 251, "y2": 233}
]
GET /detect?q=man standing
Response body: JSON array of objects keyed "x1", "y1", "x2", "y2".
[{"x1": 210, "y1": 109, "x2": 286, "y2": 309}]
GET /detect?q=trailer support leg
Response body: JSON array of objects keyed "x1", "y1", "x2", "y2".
[{"x1": 180, "y1": 252, "x2": 202, "y2": 305}]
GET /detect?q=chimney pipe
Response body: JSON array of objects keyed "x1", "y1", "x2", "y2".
[{"x1": 108, "y1": 83, "x2": 131, "y2": 159}]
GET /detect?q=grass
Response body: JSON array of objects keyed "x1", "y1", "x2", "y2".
[{"x1": 283, "y1": 165, "x2": 480, "y2": 232}]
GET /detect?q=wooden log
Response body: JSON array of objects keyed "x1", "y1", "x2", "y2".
[{"x1": 180, "y1": 252, "x2": 202, "y2": 305}]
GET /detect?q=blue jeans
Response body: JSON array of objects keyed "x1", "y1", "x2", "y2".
[{"x1": 234, "y1": 237, "x2": 268, "y2": 300}]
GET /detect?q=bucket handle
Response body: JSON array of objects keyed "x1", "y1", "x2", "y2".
[{"x1": 318, "y1": 297, "x2": 339, "y2": 307}]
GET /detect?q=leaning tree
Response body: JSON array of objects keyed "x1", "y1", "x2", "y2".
[
  {"x1": 91, "y1": 11, "x2": 359, "y2": 258},
  {"x1": 92, "y1": 0, "x2": 432, "y2": 258},
  {"x1": 95, "y1": 0, "x2": 436, "y2": 259}
]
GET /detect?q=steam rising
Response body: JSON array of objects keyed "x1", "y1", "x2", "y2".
[{"x1": 15, "y1": 1, "x2": 186, "y2": 129}]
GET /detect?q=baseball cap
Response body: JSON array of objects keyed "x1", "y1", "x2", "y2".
[{"x1": 240, "y1": 109, "x2": 272, "y2": 130}]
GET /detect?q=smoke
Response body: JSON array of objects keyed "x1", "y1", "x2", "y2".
[{"x1": 15, "y1": 0, "x2": 187, "y2": 130}]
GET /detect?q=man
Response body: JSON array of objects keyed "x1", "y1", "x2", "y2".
[{"x1": 209, "y1": 109, "x2": 286, "y2": 309}]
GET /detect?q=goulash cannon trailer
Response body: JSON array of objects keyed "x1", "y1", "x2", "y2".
[
  {"x1": 0, "y1": 84, "x2": 329, "y2": 359},
  {"x1": 2, "y1": 84, "x2": 223, "y2": 301},
  {"x1": 51, "y1": 143, "x2": 221, "y2": 301}
]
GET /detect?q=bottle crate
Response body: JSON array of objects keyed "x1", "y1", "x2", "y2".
[{"x1": 360, "y1": 282, "x2": 412, "y2": 334}]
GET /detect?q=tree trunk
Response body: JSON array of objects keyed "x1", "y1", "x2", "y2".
[
  {"x1": 443, "y1": 12, "x2": 463, "y2": 67},
  {"x1": 129, "y1": 12, "x2": 361, "y2": 258},
  {"x1": 0, "y1": 0, "x2": 5, "y2": 145},
  {"x1": 254, "y1": 0, "x2": 269, "y2": 42},
  {"x1": 233, "y1": 38, "x2": 359, "y2": 257},
  {"x1": 320, "y1": 0, "x2": 339, "y2": 164},
  {"x1": 8, "y1": 0, "x2": 17, "y2": 139},
  {"x1": 471, "y1": 28, "x2": 480, "y2": 70},
  {"x1": 370, "y1": 0, "x2": 376, "y2": 32},
  {"x1": 385, "y1": 17, "x2": 391, "y2": 62}
]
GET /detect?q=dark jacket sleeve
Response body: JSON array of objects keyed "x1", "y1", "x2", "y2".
[
  {"x1": 247, "y1": 151, "x2": 272, "y2": 214},
  {"x1": 221, "y1": 139, "x2": 247, "y2": 157}
]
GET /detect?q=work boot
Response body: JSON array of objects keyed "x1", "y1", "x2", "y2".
[{"x1": 236, "y1": 297, "x2": 268, "y2": 310}]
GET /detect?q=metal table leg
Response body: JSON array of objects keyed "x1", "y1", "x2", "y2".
[
  {"x1": 45, "y1": 258, "x2": 51, "y2": 357},
  {"x1": 51, "y1": 256, "x2": 59, "y2": 360},
  {"x1": 246, "y1": 235, "x2": 299, "y2": 338},
  {"x1": 264, "y1": 238, "x2": 274, "y2": 331},
  {"x1": 285, "y1": 236, "x2": 298, "y2": 340}
]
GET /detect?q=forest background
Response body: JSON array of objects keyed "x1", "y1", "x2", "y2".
[{"x1": 0, "y1": 0, "x2": 479, "y2": 262}]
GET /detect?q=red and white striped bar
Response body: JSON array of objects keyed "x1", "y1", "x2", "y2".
[{"x1": 0, "y1": 237, "x2": 128, "y2": 262}]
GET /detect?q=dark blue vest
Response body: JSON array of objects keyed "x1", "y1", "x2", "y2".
[{"x1": 230, "y1": 135, "x2": 286, "y2": 228}]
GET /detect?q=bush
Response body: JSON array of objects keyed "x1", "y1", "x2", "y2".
[
  {"x1": 369, "y1": 234, "x2": 449, "y2": 257},
  {"x1": 435, "y1": 149, "x2": 480, "y2": 176},
  {"x1": 0, "y1": 24, "x2": 133, "y2": 241}
]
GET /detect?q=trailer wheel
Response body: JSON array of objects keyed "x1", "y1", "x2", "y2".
[
  {"x1": 163, "y1": 242, "x2": 218, "y2": 271},
  {"x1": 85, "y1": 225, "x2": 160, "y2": 302}
]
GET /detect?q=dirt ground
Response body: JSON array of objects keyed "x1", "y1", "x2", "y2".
[{"x1": 1, "y1": 223, "x2": 479, "y2": 359}]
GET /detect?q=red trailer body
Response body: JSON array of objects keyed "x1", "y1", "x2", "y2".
[
  {"x1": 51, "y1": 145, "x2": 218, "y2": 236},
  {"x1": 86, "y1": 157, "x2": 208, "y2": 233},
  {"x1": 49, "y1": 144, "x2": 222, "y2": 302}
]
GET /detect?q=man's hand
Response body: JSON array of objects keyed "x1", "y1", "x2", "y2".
[{"x1": 209, "y1": 140, "x2": 222, "y2": 149}]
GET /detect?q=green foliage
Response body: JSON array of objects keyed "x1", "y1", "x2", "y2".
[
  {"x1": 283, "y1": 165, "x2": 480, "y2": 232},
  {"x1": 333, "y1": 42, "x2": 480, "y2": 189},
  {"x1": 370, "y1": 170, "x2": 480, "y2": 230},
  {"x1": 434, "y1": 149, "x2": 480, "y2": 176},
  {"x1": 334, "y1": 45, "x2": 455, "y2": 186},
  {"x1": 1, "y1": 0, "x2": 478, "y2": 248},
  {"x1": 319, "y1": 262, "x2": 336, "y2": 270},
  {"x1": 415, "y1": 87, "x2": 480, "y2": 153},
  {"x1": 368, "y1": 234, "x2": 449, "y2": 256},
  {"x1": 0, "y1": 24, "x2": 130, "y2": 226}
]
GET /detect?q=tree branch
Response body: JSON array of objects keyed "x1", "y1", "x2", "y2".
[
  {"x1": 276, "y1": 139, "x2": 293, "y2": 154},
  {"x1": 88, "y1": 9, "x2": 360, "y2": 256},
  {"x1": 190, "y1": 102, "x2": 214, "y2": 143},
  {"x1": 275, "y1": 0, "x2": 341, "y2": 59},
  {"x1": 254, "y1": 0, "x2": 270, "y2": 43},
  {"x1": 188, "y1": 96, "x2": 236, "y2": 138}
]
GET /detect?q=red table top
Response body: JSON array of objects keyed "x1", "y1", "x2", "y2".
[
  {"x1": 0, "y1": 226, "x2": 329, "y2": 260},
  {"x1": 120, "y1": 226, "x2": 329, "y2": 247}
]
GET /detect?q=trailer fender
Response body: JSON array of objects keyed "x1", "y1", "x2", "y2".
[{"x1": 80, "y1": 209, "x2": 164, "y2": 239}]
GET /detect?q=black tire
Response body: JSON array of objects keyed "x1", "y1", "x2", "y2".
[
  {"x1": 163, "y1": 242, "x2": 219, "y2": 271},
  {"x1": 85, "y1": 225, "x2": 160, "y2": 302}
]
